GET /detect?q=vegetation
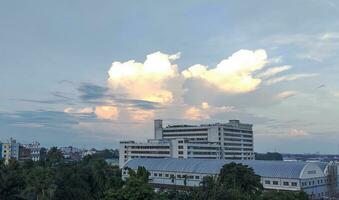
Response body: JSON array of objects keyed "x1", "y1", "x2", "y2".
[
  {"x1": 0, "y1": 149, "x2": 308, "y2": 200},
  {"x1": 255, "y1": 152, "x2": 283, "y2": 161},
  {"x1": 93, "y1": 149, "x2": 119, "y2": 160}
]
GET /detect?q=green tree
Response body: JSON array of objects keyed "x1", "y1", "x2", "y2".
[
  {"x1": 45, "y1": 147, "x2": 64, "y2": 166},
  {"x1": 23, "y1": 166, "x2": 55, "y2": 200},
  {"x1": 190, "y1": 162, "x2": 263, "y2": 200},
  {"x1": 262, "y1": 190, "x2": 309, "y2": 200},
  {"x1": 0, "y1": 160, "x2": 25, "y2": 200},
  {"x1": 218, "y1": 162, "x2": 263, "y2": 196},
  {"x1": 107, "y1": 167, "x2": 155, "y2": 200}
]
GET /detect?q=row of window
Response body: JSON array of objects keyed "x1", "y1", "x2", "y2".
[
  {"x1": 264, "y1": 180, "x2": 298, "y2": 187},
  {"x1": 128, "y1": 146, "x2": 170, "y2": 149},
  {"x1": 301, "y1": 178, "x2": 331, "y2": 186},
  {"x1": 223, "y1": 128, "x2": 253, "y2": 134},
  {"x1": 224, "y1": 148, "x2": 253, "y2": 151},
  {"x1": 130, "y1": 151, "x2": 170, "y2": 154},
  {"x1": 152, "y1": 172, "x2": 202, "y2": 180},
  {"x1": 223, "y1": 143, "x2": 253, "y2": 147},
  {"x1": 163, "y1": 133, "x2": 207, "y2": 137},
  {"x1": 163, "y1": 128, "x2": 208, "y2": 133}
]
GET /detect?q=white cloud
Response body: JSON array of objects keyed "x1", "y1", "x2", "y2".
[
  {"x1": 108, "y1": 51, "x2": 180, "y2": 104},
  {"x1": 288, "y1": 129, "x2": 309, "y2": 137},
  {"x1": 262, "y1": 32, "x2": 339, "y2": 62},
  {"x1": 257, "y1": 65, "x2": 291, "y2": 79},
  {"x1": 265, "y1": 73, "x2": 318, "y2": 85},
  {"x1": 274, "y1": 91, "x2": 298, "y2": 100},
  {"x1": 182, "y1": 49, "x2": 268, "y2": 93}
]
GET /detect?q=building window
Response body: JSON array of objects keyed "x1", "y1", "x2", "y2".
[
  {"x1": 178, "y1": 151, "x2": 183, "y2": 154},
  {"x1": 165, "y1": 174, "x2": 169, "y2": 177},
  {"x1": 159, "y1": 173, "x2": 162, "y2": 177},
  {"x1": 291, "y1": 182, "x2": 297, "y2": 186},
  {"x1": 177, "y1": 175, "x2": 181, "y2": 178},
  {"x1": 195, "y1": 176, "x2": 200, "y2": 180},
  {"x1": 178, "y1": 146, "x2": 183, "y2": 149},
  {"x1": 273, "y1": 181, "x2": 279, "y2": 185},
  {"x1": 265, "y1": 180, "x2": 270, "y2": 184},
  {"x1": 283, "y1": 182, "x2": 289, "y2": 186},
  {"x1": 154, "y1": 173, "x2": 157, "y2": 177}
]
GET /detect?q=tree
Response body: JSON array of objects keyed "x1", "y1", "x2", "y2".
[
  {"x1": 218, "y1": 162, "x2": 263, "y2": 196},
  {"x1": 45, "y1": 147, "x2": 64, "y2": 166},
  {"x1": 0, "y1": 160, "x2": 25, "y2": 200},
  {"x1": 190, "y1": 162, "x2": 263, "y2": 200},
  {"x1": 23, "y1": 166, "x2": 55, "y2": 200},
  {"x1": 262, "y1": 190, "x2": 309, "y2": 200},
  {"x1": 108, "y1": 167, "x2": 156, "y2": 200}
]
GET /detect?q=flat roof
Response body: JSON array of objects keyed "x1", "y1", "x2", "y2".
[{"x1": 123, "y1": 158, "x2": 325, "y2": 179}]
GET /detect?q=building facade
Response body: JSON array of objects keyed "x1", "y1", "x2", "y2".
[
  {"x1": 122, "y1": 158, "x2": 339, "y2": 200},
  {"x1": 1, "y1": 143, "x2": 11, "y2": 164},
  {"x1": 10, "y1": 138, "x2": 19, "y2": 160},
  {"x1": 119, "y1": 119, "x2": 254, "y2": 167}
]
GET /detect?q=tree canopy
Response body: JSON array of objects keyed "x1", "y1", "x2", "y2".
[{"x1": 0, "y1": 156, "x2": 309, "y2": 200}]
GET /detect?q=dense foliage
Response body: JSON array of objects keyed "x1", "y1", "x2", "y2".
[
  {"x1": 0, "y1": 149, "x2": 308, "y2": 200},
  {"x1": 255, "y1": 152, "x2": 283, "y2": 161}
]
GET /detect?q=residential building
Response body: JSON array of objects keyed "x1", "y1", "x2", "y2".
[
  {"x1": 1, "y1": 143, "x2": 11, "y2": 164},
  {"x1": 122, "y1": 158, "x2": 339, "y2": 200},
  {"x1": 19, "y1": 145, "x2": 32, "y2": 161},
  {"x1": 28, "y1": 141, "x2": 41, "y2": 161},
  {"x1": 10, "y1": 138, "x2": 19, "y2": 160},
  {"x1": 119, "y1": 119, "x2": 254, "y2": 167}
]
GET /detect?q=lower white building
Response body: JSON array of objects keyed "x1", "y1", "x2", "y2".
[
  {"x1": 119, "y1": 139, "x2": 221, "y2": 167},
  {"x1": 122, "y1": 158, "x2": 339, "y2": 200}
]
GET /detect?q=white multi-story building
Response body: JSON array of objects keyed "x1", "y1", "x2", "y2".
[{"x1": 119, "y1": 119, "x2": 254, "y2": 167}]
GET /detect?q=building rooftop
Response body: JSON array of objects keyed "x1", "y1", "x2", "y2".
[{"x1": 123, "y1": 158, "x2": 326, "y2": 179}]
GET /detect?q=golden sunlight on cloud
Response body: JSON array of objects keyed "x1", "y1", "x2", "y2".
[
  {"x1": 288, "y1": 129, "x2": 309, "y2": 137},
  {"x1": 182, "y1": 49, "x2": 268, "y2": 93},
  {"x1": 184, "y1": 102, "x2": 235, "y2": 121},
  {"x1": 108, "y1": 51, "x2": 180, "y2": 104},
  {"x1": 128, "y1": 108, "x2": 155, "y2": 122},
  {"x1": 184, "y1": 107, "x2": 210, "y2": 121},
  {"x1": 64, "y1": 107, "x2": 94, "y2": 114},
  {"x1": 274, "y1": 91, "x2": 298, "y2": 100},
  {"x1": 201, "y1": 102, "x2": 209, "y2": 109},
  {"x1": 95, "y1": 106, "x2": 119, "y2": 120}
]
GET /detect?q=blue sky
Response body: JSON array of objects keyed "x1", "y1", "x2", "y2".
[{"x1": 1, "y1": 0, "x2": 339, "y2": 153}]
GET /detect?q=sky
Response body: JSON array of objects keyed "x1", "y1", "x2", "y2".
[{"x1": 1, "y1": 0, "x2": 339, "y2": 153}]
